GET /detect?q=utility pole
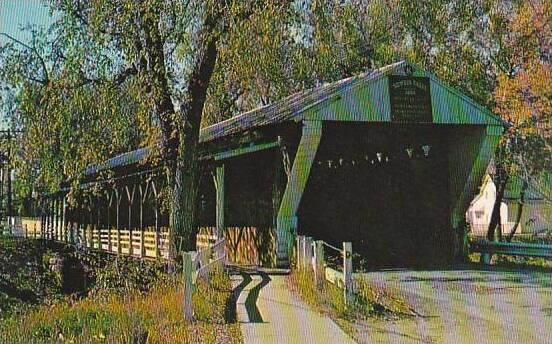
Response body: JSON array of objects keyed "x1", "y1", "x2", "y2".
[
  {"x1": 6, "y1": 130, "x2": 11, "y2": 218},
  {"x1": 0, "y1": 129, "x2": 23, "y2": 223}
]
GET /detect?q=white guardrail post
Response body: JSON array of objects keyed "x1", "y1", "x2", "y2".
[
  {"x1": 296, "y1": 235, "x2": 304, "y2": 269},
  {"x1": 343, "y1": 242, "x2": 353, "y2": 307},
  {"x1": 313, "y1": 240, "x2": 324, "y2": 289},
  {"x1": 304, "y1": 236, "x2": 313, "y2": 271}
]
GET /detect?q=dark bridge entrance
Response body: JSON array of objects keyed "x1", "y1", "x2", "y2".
[{"x1": 299, "y1": 123, "x2": 452, "y2": 267}]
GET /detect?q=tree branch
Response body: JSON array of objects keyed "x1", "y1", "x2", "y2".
[{"x1": 0, "y1": 32, "x2": 50, "y2": 84}]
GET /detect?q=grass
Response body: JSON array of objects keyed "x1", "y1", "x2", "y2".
[
  {"x1": 287, "y1": 266, "x2": 415, "y2": 321},
  {"x1": 1, "y1": 272, "x2": 242, "y2": 343},
  {"x1": 467, "y1": 234, "x2": 552, "y2": 269},
  {"x1": 468, "y1": 251, "x2": 552, "y2": 269},
  {"x1": 0, "y1": 236, "x2": 242, "y2": 344}
]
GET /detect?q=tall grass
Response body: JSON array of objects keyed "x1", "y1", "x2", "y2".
[
  {"x1": 0, "y1": 271, "x2": 242, "y2": 344},
  {"x1": 288, "y1": 267, "x2": 414, "y2": 320}
]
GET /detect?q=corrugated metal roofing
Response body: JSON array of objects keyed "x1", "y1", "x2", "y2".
[
  {"x1": 198, "y1": 61, "x2": 402, "y2": 142},
  {"x1": 83, "y1": 146, "x2": 150, "y2": 176}
]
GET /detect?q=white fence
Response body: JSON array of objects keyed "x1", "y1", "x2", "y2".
[{"x1": 296, "y1": 235, "x2": 353, "y2": 306}]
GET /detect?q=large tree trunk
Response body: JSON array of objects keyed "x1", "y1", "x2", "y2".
[
  {"x1": 506, "y1": 180, "x2": 528, "y2": 242},
  {"x1": 487, "y1": 165, "x2": 508, "y2": 242},
  {"x1": 169, "y1": 14, "x2": 221, "y2": 253}
]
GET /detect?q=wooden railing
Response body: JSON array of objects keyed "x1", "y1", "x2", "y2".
[
  {"x1": 5, "y1": 217, "x2": 172, "y2": 260},
  {"x1": 69, "y1": 225, "x2": 171, "y2": 259},
  {"x1": 296, "y1": 235, "x2": 353, "y2": 306},
  {"x1": 182, "y1": 237, "x2": 227, "y2": 321}
]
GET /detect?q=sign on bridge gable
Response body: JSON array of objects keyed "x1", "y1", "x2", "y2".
[{"x1": 389, "y1": 75, "x2": 433, "y2": 123}]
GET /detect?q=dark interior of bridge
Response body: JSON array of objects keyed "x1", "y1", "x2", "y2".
[{"x1": 299, "y1": 123, "x2": 453, "y2": 268}]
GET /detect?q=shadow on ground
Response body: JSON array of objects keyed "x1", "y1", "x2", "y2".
[{"x1": 226, "y1": 266, "x2": 272, "y2": 323}]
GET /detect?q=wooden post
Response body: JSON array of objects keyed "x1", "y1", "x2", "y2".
[
  {"x1": 154, "y1": 231, "x2": 160, "y2": 258},
  {"x1": 48, "y1": 199, "x2": 52, "y2": 240},
  {"x1": 83, "y1": 225, "x2": 88, "y2": 248},
  {"x1": 51, "y1": 198, "x2": 56, "y2": 240},
  {"x1": 107, "y1": 190, "x2": 113, "y2": 252},
  {"x1": 115, "y1": 187, "x2": 121, "y2": 235},
  {"x1": 48, "y1": 199, "x2": 53, "y2": 240},
  {"x1": 55, "y1": 198, "x2": 59, "y2": 240},
  {"x1": 214, "y1": 165, "x2": 225, "y2": 240},
  {"x1": 126, "y1": 185, "x2": 135, "y2": 256},
  {"x1": 313, "y1": 240, "x2": 324, "y2": 289},
  {"x1": 140, "y1": 228, "x2": 145, "y2": 258},
  {"x1": 296, "y1": 235, "x2": 305, "y2": 269},
  {"x1": 108, "y1": 228, "x2": 112, "y2": 253},
  {"x1": 182, "y1": 252, "x2": 194, "y2": 322},
  {"x1": 151, "y1": 180, "x2": 159, "y2": 233},
  {"x1": 63, "y1": 202, "x2": 67, "y2": 242},
  {"x1": 115, "y1": 187, "x2": 122, "y2": 255},
  {"x1": 96, "y1": 226, "x2": 100, "y2": 250},
  {"x1": 116, "y1": 227, "x2": 121, "y2": 255},
  {"x1": 343, "y1": 242, "x2": 353, "y2": 307},
  {"x1": 139, "y1": 181, "x2": 149, "y2": 230},
  {"x1": 125, "y1": 185, "x2": 135, "y2": 232},
  {"x1": 24, "y1": 224, "x2": 28, "y2": 238},
  {"x1": 304, "y1": 237, "x2": 313, "y2": 271}
]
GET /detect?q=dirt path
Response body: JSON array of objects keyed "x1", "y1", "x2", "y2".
[{"x1": 230, "y1": 268, "x2": 356, "y2": 344}]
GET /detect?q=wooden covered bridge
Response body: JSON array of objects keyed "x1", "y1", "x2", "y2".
[{"x1": 39, "y1": 60, "x2": 505, "y2": 267}]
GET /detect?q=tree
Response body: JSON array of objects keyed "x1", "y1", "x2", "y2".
[
  {"x1": 2, "y1": 0, "x2": 548, "y2": 251},
  {"x1": 486, "y1": 0, "x2": 551, "y2": 241},
  {"x1": 1, "y1": 1, "x2": 298, "y2": 252}
]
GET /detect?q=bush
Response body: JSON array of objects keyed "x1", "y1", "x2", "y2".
[{"x1": 90, "y1": 256, "x2": 167, "y2": 298}]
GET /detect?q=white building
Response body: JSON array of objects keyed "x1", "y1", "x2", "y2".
[{"x1": 466, "y1": 174, "x2": 512, "y2": 236}]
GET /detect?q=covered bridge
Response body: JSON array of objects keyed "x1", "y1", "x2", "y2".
[{"x1": 40, "y1": 60, "x2": 505, "y2": 268}]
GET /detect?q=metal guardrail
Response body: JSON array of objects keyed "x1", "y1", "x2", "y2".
[{"x1": 470, "y1": 239, "x2": 552, "y2": 258}]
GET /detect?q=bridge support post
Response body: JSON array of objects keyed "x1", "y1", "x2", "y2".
[
  {"x1": 276, "y1": 120, "x2": 322, "y2": 266},
  {"x1": 214, "y1": 164, "x2": 225, "y2": 240}
]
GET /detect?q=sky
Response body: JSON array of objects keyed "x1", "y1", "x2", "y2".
[
  {"x1": 0, "y1": 0, "x2": 53, "y2": 128},
  {"x1": 0, "y1": 0, "x2": 52, "y2": 42}
]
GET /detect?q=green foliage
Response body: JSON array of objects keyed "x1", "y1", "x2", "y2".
[
  {"x1": 0, "y1": 237, "x2": 65, "y2": 319},
  {"x1": 90, "y1": 257, "x2": 166, "y2": 298},
  {"x1": 1, "y1": 0, "x2": 549, "y2": 236}
]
